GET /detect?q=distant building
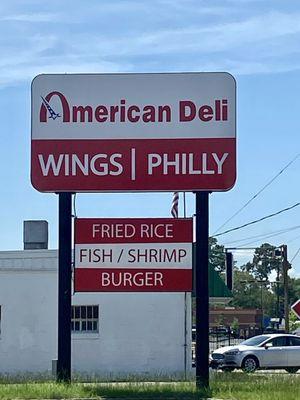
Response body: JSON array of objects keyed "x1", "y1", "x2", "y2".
[{"x1": 210, "y1": 307, "x2": 263, "y2": 335}]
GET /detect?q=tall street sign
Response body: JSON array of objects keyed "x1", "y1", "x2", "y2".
[
  {"x1": 31, "y1": 72, "x2": 237, "y2": 387},
  {"x1": 31, "y1": 73, "x2": 236, "y2": 192}
]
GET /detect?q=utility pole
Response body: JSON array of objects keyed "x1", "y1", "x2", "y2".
[
  {"x1": 276, "y1": 265, "x2": 280, "y2": 319},
  {"x1": 282, "y1": 245, "x2": 290, "y2": 333},
  {"x1": 260, "y1": 281, "x2": 264, "y2": 334}
]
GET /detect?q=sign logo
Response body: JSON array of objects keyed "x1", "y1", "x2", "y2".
[
  {"x1": 40, "y1": 92, "x2": 70, "y2": 122},
  {"x1": 40, "y1": 96, "x2": 60, "y2": 121}
]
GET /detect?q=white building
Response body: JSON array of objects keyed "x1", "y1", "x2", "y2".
[{"x1": 0, "y1": 249, "x2": 192, "y2": 377}]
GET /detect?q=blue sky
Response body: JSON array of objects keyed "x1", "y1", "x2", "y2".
[{"x1": 0, "y1": 0, "x2": 300, "y2": 275}]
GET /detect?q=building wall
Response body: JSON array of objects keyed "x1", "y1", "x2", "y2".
[
  {"x1": 0, "y1": 250, "x2": 191, "y2": 376},
  {"x1": 209, "y1": 307, "x2": 263, "y2": 329}
]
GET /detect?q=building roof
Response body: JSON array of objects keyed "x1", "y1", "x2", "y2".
[
  {"x1": 209, "y1": 264, "x2": 232, "y2": 299},
  {"x1": 0, "y1": 249, "x2": 57, "y2": 271}
]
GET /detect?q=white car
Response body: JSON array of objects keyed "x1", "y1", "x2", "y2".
[{"x1": 210, "y1": 334, "x2": 300, "y2": 373}]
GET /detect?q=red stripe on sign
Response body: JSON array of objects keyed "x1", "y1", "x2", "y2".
[
  {"x1": 74, "y1": 268, "x2": 192, "y2": 292},
  {"x1": 75, "y1": 218, "x2": 193, "y2": 243},
  {"x1": 31, "y1": 137, "x2": 236, "y2": 192}
]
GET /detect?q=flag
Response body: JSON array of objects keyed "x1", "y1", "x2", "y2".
[{"x1": 171, "y1": 192, "x2": 179, "y2": 218}]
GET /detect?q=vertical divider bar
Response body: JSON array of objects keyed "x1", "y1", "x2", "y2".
[
  {"x1": 57, "y1": 192, "x2": 72, "y2": 382},
  {"x1": 73, "y1": 216, "x2": 77, "y2": 295},
  {"x1": 195, "y1": 191, "x2": 209, "y2": 388}
]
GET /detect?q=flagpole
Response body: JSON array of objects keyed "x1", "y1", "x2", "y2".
[{"x1": 171, "y1": 192, "x2": 179, "y2": 218}]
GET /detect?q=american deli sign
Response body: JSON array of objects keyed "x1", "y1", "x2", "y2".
[
  {"x1": 74, "y1": 218, "x2": 192, "y2": 292},
  {"x1": 31, "y1": 73, "x2": 236, "y2": 192}
]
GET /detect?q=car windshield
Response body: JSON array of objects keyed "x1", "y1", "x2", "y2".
[{"x1": 240, "y1": 335, "x2": 271, "y2": 346}]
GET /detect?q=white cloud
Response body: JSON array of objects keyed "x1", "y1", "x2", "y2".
[
  {"x1": 2, "y1": 13, "x2": 61, "y2": 22},
  {"x1": 89, "y1": 11, "x2": 300, "y2": 57},
  {"x1": 289, "y1": 268, "x2": 300, "y2": 278},
  {"x1": 0, "y1": 60, "x2": 128, "y2": 88},
  {"x1": 1, "y1": 4, "x2": 300, "y2": 85}
]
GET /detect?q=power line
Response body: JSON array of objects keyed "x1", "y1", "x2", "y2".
[
  {"x1": 291, "y1": 247, "x2": 300, "y2": 263},
  {"x1": 288, "y1": 233, "x2": 300, "y2": 244},
  {"x1": 226, "y1": 248, "x2": 256, "y2": 251},
  {"x1": 223, "y1": 225, "x2": 300, "y2": 246},
  {"x1": 213, "y1": 153, "x2": 300, "y2": 234},
  {"x1": 213, "y1": 202, "x2": 300, "y2": 238},
  {"x1": 235, "y1": 231, "x2": 298, "y2": 247},
  {"x1": 223, "y1": 225, "x2": 300, "y2": 245}
]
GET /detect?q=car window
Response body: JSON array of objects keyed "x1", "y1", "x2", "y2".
[
  {"x1": 267, "y1": 337, "x2": 288, "y2": 347},
  {"x1": 289, "y1": 337, "x2": 300, "y2": 346},
  {"x1": 241, "y1": 335, "x2": 271, "y2": 346}
]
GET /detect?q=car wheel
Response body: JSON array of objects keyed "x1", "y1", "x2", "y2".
[
  {"x1": 242, "y1": 356, "x2": 259, "y2": 373},
  {"x1": 222, "y1": 367, "x2": 235, "y2": 373},
  {"x1": 285, "y1": 367, "x2": 299, "y2": 374}
]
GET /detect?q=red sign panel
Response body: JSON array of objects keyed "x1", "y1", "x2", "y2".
[
  {"x1": 31, "y1": 138, "x2": 235, "y2": 192},
  {"x1": 31, "y1": 73, "x2": 236, "y2": 192},
  {"x1": 74, "y1": 218, "x2": 193, "y2": 292},
  {"x1": 291, "y1": 299, "x2": 300, "y2": 319}
]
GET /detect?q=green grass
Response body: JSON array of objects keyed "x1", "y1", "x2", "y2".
[
  {"x1": 211, "y1": 372, "x2": 300, "y2": 400},
  {"x1": 0, "y1": 373, "x2": 300, "y2": 399},
  {"x1": 0, "y1": 381, "x2": 205, "y2": 399}
]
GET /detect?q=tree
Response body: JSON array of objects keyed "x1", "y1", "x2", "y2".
[
  {"x1": 242, "y1": 243, "x2": 282, "y2": 280},
  {"x1": 225, "y1": 243, "x2": 300, "y2": 319},
  {"x1": 209, "y1": 237, "x2": 226, "y2": 272},
  {"x1": 289, "y1": 310, "x2": 300, "y2": 332},
  {"x1": 216, "y1": 313, "x2": 225, "y2": 327},
  {"x1": 271, "y1": 277, "x2": 300, "y2": 318},
  {"x1": 231, "y1": 317, "x2": 239, "y2": 332},
  {"x1": 288, "y1": 277, "x2": 300, "y2": 306},
  {"x1": 229, "y1": 269, "x2": 276, "y2": 317}
]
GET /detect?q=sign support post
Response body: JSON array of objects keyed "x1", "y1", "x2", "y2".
[
  {"x1": 195, "y1": 191, "x2": 209, "y2": 389},
  {"x1": 57, "y1": 192, "x2": 72, "y2": 382}
]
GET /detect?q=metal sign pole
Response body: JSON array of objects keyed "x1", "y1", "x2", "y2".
[
  {"x1": 57, "y1": 192, "x2": 72, "y2": 382},
  {"x1": 195, "y1": 191, "x2": 209, "y2": 388}
]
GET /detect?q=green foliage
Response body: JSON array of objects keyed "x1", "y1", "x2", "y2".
[
  {"x1": 289, "y1": 310, "x2": 300, "y2": 332},
  {"x1": 229, "y1": 269, "x2": 276, "y2": 317},
  {"x1": 231, "y1": 243, "x2": 300, "y2": 317},
  {"x1": 231, "y1": 317, "x2": 239, "y2": 330},
  {"x1": 242, "y1": 243, "x2": 281, "y2": 280},
  {"x1": 216, "y1": 313, "x2": 225, "y2": 326},
  {"x1": 209, "y1": 237, "x2": 226, "y2": 272},
  {"x1": 207, "y1": 240, "x2": 300, "y2": 319},
  {"x1": 288, "y1": 277, "x2": 300, "y2": 306}
]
